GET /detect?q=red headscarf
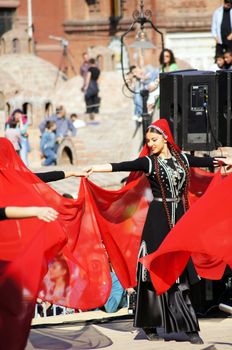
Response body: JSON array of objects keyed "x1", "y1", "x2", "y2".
[
  {"x1": 128, "y1": 118, "x2": 180, "y2": 183},
  {"x1": 140, "y1": 118, "x2": 181, "y2": 156}
]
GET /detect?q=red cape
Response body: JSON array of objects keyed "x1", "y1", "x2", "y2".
[{"x1": 140, "y1": 169, "x2": 232, "y2": 295}]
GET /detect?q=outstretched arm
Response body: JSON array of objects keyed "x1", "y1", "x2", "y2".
[
  {"x1": 36, "y1": 170, "x2": 87, "y2": 183},
  {"x1": 86, "y1": 164, "x2": 112, "y2": 175},
  {"x1": 1, "y1": 206, "x2": 58, "y2": 222},
  {"x1": 86, "y1": 157, "x2": 150, "y2": 176}
]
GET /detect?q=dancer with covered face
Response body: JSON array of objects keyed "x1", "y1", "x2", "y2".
[{"x1": 86, "y1": 119, "x2": 232, "y2": 344}]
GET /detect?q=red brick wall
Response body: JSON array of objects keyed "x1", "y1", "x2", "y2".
[{"x1": 12, "y1": 0, "x2": 223, "y2": 73}]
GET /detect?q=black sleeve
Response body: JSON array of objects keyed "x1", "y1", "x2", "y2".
[
  {"x1": 0, "y1": 208, "x2": 7, "y2": 221},
  {"x1": 185, "y1": 154, "x2": 215, "y2": 168},
  {"x1": 111, "y1": 157, "x2": 150, "y2": 173},
  {"x1": 35, "y1": 171, "x2": 65, "y2": 183}
]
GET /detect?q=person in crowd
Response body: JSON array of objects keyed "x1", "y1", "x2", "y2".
[
  {"x1": 40, "y1": 121, "x2": 57, "y2": 166},
  {"x1": 159, "y1": 48, "x2": 178, "y2": 73},
  {"x1": 4, "y1": 118, "x2": 21, "y2": 155},
  {"x1": 126, "y1": 65, "x2": 143, "y2": 122},
  {"x1": 102, "y1": 263, "x2": 128, "y2": 313},
  {"x1": 212, "y1": 0, "x2": 232, "y2": 56},
  {"x1": 85, "y1": 119, "x2": 232, "y2": 344},
  {"x1": 38, "y1": 255, "x2": 71, "y2": 316},
  {"x1": 103, "y1": 271, "x2": 127, "y2": 313},
  {"x1": 146, "y1": 49, "x2": 178, "y2": 113},
  {"x1": 6, "y1": 109, "x2": 31, "y2": 166},
  {"x1": 80, "y1": 52, "x2": 90, "y2": 92},
  {"x1": 70, "y1": 113, "x2": 86, "y2": 129},
  {"x1": 83, "y1": 58, "x2": 101, "y2": 120},
  {"x1": 210, "y1": 53, "x2": 226, "y2": 71},
  {"x1": 224, "y1": 49, "x2": 232, "y2": 68},
  {"x1": 39, "y1": 106, "x2": 76, "y2": 140}
]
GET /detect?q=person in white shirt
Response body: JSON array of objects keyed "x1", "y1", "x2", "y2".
[{"x1": 212, "y1": 0, "x2": 232, "y2": 55}]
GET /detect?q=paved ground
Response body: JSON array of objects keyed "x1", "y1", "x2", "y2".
[{"x1": 27, "y1": 309, "x2": 232, "y2": 350}]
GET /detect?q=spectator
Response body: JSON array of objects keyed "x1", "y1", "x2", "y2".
[
  {"x1": 147, "y1": 48, "x2": 178, "y2": 113},
  {"x1": 159, "y1": 48, "x2": 178, "y2": 72},
  {"x1": 80, "y1": 52, "x2": 90, "y2": 92},
  {"x1": 103, "y1": 271, "x2": 127, "y2": 313},
  {"x1": 4, "y1": 118, "x2": 21, "y2": 155},
  {"x1": 126, "y1": 65, "x2": 143, "y2": 122},
  {"x1": 210, "y1": 53, "x2": 226, "y2": 71},
  {"x1": 224, "y1": 49, "x2": 232, "y2": 68},
  {"x1": 40, "y1": 121, "x2": 57, "y2": 166},
  {"x1": 39, "y1": 106, "x2": 76, "y2": 139},
  {"x1": 70, "y1": 113, "x2": 86, "y2": 129},
  {"x1": 212, "y1": 0, "x2": 232, "y2": 56},
  {"x1": 6, "y1": 109, "x2": 31, "y2": 166},
  {"x1": 84, "y1": 58, "x2": 101, "y2": 120}
]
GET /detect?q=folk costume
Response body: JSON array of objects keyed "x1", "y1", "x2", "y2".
[{"x1": 109, "y1": 119, "x2": 216, "y2": 336}]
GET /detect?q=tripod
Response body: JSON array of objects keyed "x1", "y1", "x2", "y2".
[{"x1": 52, "y1": 38, "x2": 77, "y2": 88}]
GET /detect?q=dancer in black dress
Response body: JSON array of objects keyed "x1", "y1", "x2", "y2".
[{"x1": 86, "y1": 119, "x2": 231, "y2": 344}]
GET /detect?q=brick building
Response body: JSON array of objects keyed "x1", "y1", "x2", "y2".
[{"x1": 0, "y1": 0, "x2": 222, "y2": 73}]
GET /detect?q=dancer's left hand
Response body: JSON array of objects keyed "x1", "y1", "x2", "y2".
[{"x1": 215, "y1": 157, "x2": 232, "y2": 170}]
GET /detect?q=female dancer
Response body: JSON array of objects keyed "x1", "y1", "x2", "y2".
[{"x1": 86, "y1": 119, "x2": 230, "y2": 344}]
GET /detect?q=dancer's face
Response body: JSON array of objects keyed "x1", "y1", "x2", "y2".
[{"x1": 146, "y1": 131, "x2": 166, "y2": 155}]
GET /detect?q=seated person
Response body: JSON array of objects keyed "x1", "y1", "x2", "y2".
[{"x1": 103, "y1": 270, "x2": 127, "y2": 313}]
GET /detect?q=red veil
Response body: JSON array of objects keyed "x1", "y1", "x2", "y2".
[{"x1": 0, "y1": 138, "x2": 111, "y2": 350}]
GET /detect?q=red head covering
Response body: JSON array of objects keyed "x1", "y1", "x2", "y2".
[
  {"x1": 128, "y1": 119, "x2": 180, "y2": 183},
  {"x1": 139, "y1": 118, "x2": 181, "y2": 157}
]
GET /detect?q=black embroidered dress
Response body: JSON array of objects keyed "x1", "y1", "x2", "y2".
[{"x1": 111, "y1": 153, "x2": 215, "y2": 334}]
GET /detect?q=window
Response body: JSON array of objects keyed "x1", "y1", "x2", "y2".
[
  {"x1": 0, "y1": 8, "x2": 15, "y2": 36},
  {"x1": 0, "y1": 38, "x2": 6, "y2": 55},
  {"x1": 0, "y1": 92, "x2": 4, "y2": 110},
  {"x1": 12, "y1": 38, "x2": 20, "y2": 53},
  {"x1": 23, "y1": 103, "x2": 33, "y2": 125}
]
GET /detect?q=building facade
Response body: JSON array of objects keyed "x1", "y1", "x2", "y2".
[{"x1": 0, "y1": 0, "x2": 222, "y2": 73}]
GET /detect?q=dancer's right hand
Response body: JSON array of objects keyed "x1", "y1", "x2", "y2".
[{"x1": 36, "y1": 207, "x2": 58, "y2": 222}]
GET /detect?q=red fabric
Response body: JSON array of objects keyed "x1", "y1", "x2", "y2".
[
  {"x1": 140, "y1": 169, "x2": 232, "y2": 295},
  {"x1": 0, "y1": 138, "x2": 111, "y2": 350}
]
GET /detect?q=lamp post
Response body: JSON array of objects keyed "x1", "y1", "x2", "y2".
[{"x1": 120, "y1": 0, "x2": 164, "y2": 145}]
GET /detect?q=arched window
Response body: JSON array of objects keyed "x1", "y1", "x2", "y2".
[
  {"x1": 45, "y1": 102, "x2": 53, "y2": 117},
  {"x1": 96, "y1": 54, "x2": 104, "y2": 70},
  {"x1": 28, "y1": 38, "x2": 34, "y2": 53},
  {"x1": 12, "y1": 38, "x2": 20, "y2": 54},
  {"x1": 23, "y1": 102, "x2": 33, "y2": 125},
  {"x1": 0, "y1": 92, "x2": 4, "y2": 111},
  {"x1": 0, "y1": 38, "x2": 6, "y2": 55},
  {"x1": 5, "y1": 102, "x2": 11, "y2": 117}
]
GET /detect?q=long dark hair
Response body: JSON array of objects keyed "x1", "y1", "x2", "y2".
[{"x1": 159, "y1": 48, "x2": 176, "y2": 67}]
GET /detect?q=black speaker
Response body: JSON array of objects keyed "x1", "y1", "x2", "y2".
[
  {"x1": 160, "y1": 70, "x2": 217, "y2": 151},
  {"x1": 216, "y1": 70, "x2": 232, "y2": 146}
]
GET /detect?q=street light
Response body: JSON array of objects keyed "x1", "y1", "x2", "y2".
[{"x1": 120, "y1": 0, "x2": 164, "y2": 144}]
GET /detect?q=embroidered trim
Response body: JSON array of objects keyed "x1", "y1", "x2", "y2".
[
  {"x1": 145, "y1": 156, "x2": 152, "y2": 175},
  {"x1": 137, "y1": 240, "x2": 149, "y2": 282},
  {"x1": 147, "y1": 125, "x2": 167, "y2": 139}
]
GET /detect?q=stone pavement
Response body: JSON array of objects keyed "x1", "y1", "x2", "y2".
[{"x1": 27, "y1": 309, "x2": 232, "y2": 349}]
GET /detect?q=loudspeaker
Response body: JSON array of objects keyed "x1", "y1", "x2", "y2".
[
  {"x1": 216, "y1": 70, "x2": 232, "y2": 146},
  {"x1": 160, "y1": 70, "x2": 217, "y2": 151},
  {"x1": 191, "y1": 275, "x2": 232, "y2": 317}
]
